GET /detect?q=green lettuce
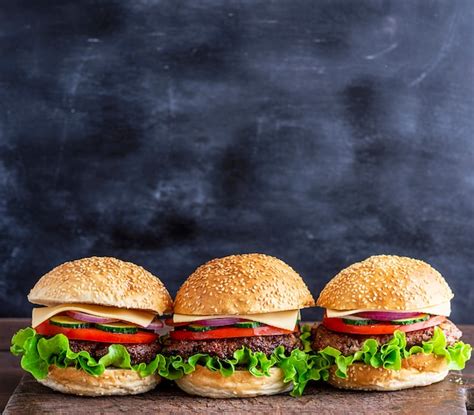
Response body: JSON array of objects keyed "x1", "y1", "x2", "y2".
[
  {"x1": 10, "y1": 327, "x2": 181, "y2": 380},
  {"x1": 13, "y1": 325, "x2": 466, "y2": 396},
  {"x1": 10, "y1": 325, "x2": 323, "y2": 397},
  {"x1": 165, "y1": 325, "x2": 323, "y2": 397},
  {"x1": 316, "y1": 327, "x2": 472, "y2": 379}
]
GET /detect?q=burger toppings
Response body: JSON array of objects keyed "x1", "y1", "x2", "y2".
[
  {"x1": 168, "y1": 323, "x2": 296, "y2": 341},
  {"x1": 145, "y1": 318, "x2": 166, "y2": 331},
  {"x1": 341, "y1": 314, "x2": 429, "y2": 326},
  {"x1": 172, "y1": 309, "x2": 300, "y2": 331},
  {"x1": 94, "y1": 322, "x2": 142, "y2": 334},
  {"x1": 163, "y1": 333, "x2": 302, "y2": 359},
  {"x1": 50, "y1": 315, "x2": 92, "y2": 329},
  {"x1": 312, "y1": 320, "x2": 463, "y2": 356},
  {"x1": 31, "y1": 303, "x2": 157, "y2": 329},
  {"x1": 311, "y1": 321, "x2": 471, "y2": 380},
  {"x1": 322, "y1": 314, "x2": 446, "y2": 335},
  {"x1": 35, "y1": 319, "x2": 159, "y2": 344},
  {"x1": 49, "y1": 315, "x2": 165, "y2": 334},
  {"x1": 353, "y1": 311, "x2": 426, "y2": 321},
  {"x1": 11, "y1": 326, "x2": 171, "y2": 381},
  {"x1": 324, "y1": 302, "x2": 452, "y2": 318},
  {"x1": 65, "y1": 310, "x2": 118, "y2": 324},
  {"x1": 166, "y1": 318, "x2": 263, "y2": 330},
  {"x1": 175, "y1": 317, "x2": 242, "y2": 327}
]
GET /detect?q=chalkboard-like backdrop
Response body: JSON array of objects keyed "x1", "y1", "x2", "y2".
[{"x1": 0, "y1": 1, "x2": 473, "y2": 322}]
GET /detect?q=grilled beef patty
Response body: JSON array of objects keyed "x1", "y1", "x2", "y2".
[
  {"x1": 162, "y1": 333, "x2": 302, "y2": 359},
  {"x1": 311, "y1": 319, "x2": 462, "y2": 356},
  {"x1": 68, "y1": 340, "x2": 161, "y2": 365}
]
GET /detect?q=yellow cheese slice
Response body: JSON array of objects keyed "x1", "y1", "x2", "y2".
[
  {"x1": 32, "y1": 303, "x2": 156, "y2": 328},
  {"x1": 173, "y1": 309, "x2": 299, "y2": 331},
  {"x1": 325, "y1": 301, "x2": 451, "y2": 318}
]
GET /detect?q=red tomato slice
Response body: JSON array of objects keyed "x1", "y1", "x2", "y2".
[
  {"x1": 322, "y1": 315, "x2": 446, "y2": 335},
  {"x1": 35, "y1": 321, "x2": 158, "y2": 344},
  {"x1": 169, "y1": 325, "x2": 294, "y2": 341}
]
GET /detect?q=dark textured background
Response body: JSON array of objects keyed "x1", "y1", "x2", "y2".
[{"x1": 0, "y1": 0, "x2": 473, "y2": 321}]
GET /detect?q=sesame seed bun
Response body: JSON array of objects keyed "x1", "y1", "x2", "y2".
[
  {"x1": 317, "y1": 255, "x2": 453, "y2": 311},
  {"x1": 28, "y1": 257, "x2": 173, "y2": 314},
  {"x1": 327, "y1": 353, "x2": 448, "y2": 391},
  {"x1": 38, "y1": 366, "x2": 161, "y2": 396},
  {"x1": 174, "y1": 253, "x2": 315, "y2": 315},
  {"x1": 174, "y1": 365, "x2": 292, "y2": 398}
]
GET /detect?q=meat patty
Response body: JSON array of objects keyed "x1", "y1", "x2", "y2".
[
  {"x1": 311, "y1": 319, "x2": 462, "y2": 356},
  {"x1": 68, "y1": 340, "x2": 161, "y2": 365},
  {"x1": 162, "y1": 333, "x2": 302, "y2": 359}
]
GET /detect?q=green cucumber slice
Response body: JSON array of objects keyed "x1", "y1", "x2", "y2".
[
  {"x1": 390, "y1": 314, "x2": 429, "y2": 325},
  {"x1": 233, "y1": 321, "x2": 262, "y2": 328},
  {"x1": 95, "y1": 322, "x2": 139, "y2": 334},
  {"x1": 50, "y1": 315, "x2": 91, "y2": 329},
  {"x1": 342, "y1": 318, "x2": 378, "y2": 326},
  {"x1": 174, "y1": 324, "x2": 214, "y2": 332}
]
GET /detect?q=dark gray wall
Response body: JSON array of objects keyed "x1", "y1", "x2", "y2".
[{"x1": 0, "y1": 0, "x2": 473, "y2": 321}]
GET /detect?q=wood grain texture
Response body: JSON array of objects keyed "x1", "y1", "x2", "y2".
[{"x1": 2, "y1": 374, "x2": 468, "y2": 415}]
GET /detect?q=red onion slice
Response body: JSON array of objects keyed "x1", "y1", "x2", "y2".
[
  {"x1": 355, "y1": 311, "x2": 424, "y2": 321},
  {"x1": 146, "y1": 318, "x2": 164, "y2": 330},
  {"x1": 191, "y1": 318, "x2": 242, "y2": 327},
  {"x1": 66, "y1": 311, "x2": 118, "y2": 324},
  {"x1": 155, "y1": 326, "x2": 173, "y2": 336}
]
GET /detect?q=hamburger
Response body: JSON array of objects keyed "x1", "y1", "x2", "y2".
[
  {"x1": 162, "y1": 253, "x2": 317, "y2": 398},
  {"x1": 10, "y1": 257, "x2": 173, "y2": 396},
  {"x1": 311, "y1": 255, "x2": 472, "y2": 391}
]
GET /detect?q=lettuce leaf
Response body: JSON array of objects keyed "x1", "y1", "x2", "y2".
[
  {"x1": 166, "y1": 325, "x2": 323, "y2": 397},
  {"x1": 14, "y1": 325, "x2": 466, "y2": 396},
  {"x1": 317, "y1": 327, "x2": 472, "y2": 379},
  {"x1": 10, "y1": 325, "x2": 322, "y2": 396},
  {"x1": 10, "y1": 327, "x2": 181, "y2": 380}
]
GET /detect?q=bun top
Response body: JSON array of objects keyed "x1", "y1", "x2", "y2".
[
  {"x1": 174, "y1": 254, "x2": 315, "y2": 315},
  {"x1": 317, "y1": 255, "x2": 453, "y2": 311},
  {"x1": 28, "y1": 257, "x2": 173, "y2": 314}
]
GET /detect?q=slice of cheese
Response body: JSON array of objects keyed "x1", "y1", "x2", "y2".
[
  {"x1": 32, "y1": 303, "x2": 156, "y2": 328},
  {"x1": 325, "y1": 301, "x2": 451, "y2": 318},
  {"x1": 173, "y1": 309, "x2": 299, "y2": 331}
]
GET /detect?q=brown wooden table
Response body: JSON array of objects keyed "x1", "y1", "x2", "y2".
[
  {"x1": 0, "y1": 319, "x2": 27, "y2": 413},
  {"x1": 1, "y1": 319, "x2": 473, "y2": 413}
]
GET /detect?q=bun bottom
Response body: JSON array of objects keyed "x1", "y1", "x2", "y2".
[
  {"x1": 328, "y1": 353, "x2": 448, "y2": 391},
  {"x1": 38, "y1": 366, "x2": 161, "y2": 396},
  {"x1": 175, "y1": 365, "x2": 292, "y2": 398}
]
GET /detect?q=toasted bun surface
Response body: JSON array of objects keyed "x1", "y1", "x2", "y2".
[
  {"x1": 175, "y1": 365, "x2": 292, "y2": 398},
  {"x1": 174, "y1": 253, "x2": 315, "y2": 315},
  {"x1": 38, "y1": 366, "x2": 161, "y2": 396},
  {"x1": 317, "y1": 255, "x2": 453, "y2": 311},
  {"x1": 327, "y1": 353, "x2": 448, "y2": 391},
  {"x1": 28, "y1": 257, "x2": 173, "y2": 314}
]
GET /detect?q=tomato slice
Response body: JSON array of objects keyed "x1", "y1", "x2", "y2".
[
  {"x1": 35, "y1": 321, "x2": 158, "y2": 344},
  {"x1": 322, "y1": 315, "x2": 446, "y2": 335},
  {"x1": 169, "y1": 325, "x2": 294, "y2": 341}
]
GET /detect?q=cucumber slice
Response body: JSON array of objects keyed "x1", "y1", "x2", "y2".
[
  {"x1": 50, "y1": 315, "x2": 91, "y2": 329},
  {"x1": 95, "y1": 322, "x2": 139, "y2": 334},
  {"x1": 342, "y1": 318, "x2": 378, "y2": 326},
  {"x1": 182, "y1": 324, "x2": 213, "y2": 332},
  {"x1": 233, "y1": 321, "x2": 262, "y2": 328},
  {"x1": 390, "y1": 314, "x2": 429, "y2": 325}
]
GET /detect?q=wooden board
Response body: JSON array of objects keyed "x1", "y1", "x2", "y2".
[{"x1": 2, "y1": 372, "x2": 470, "y2": 415}]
